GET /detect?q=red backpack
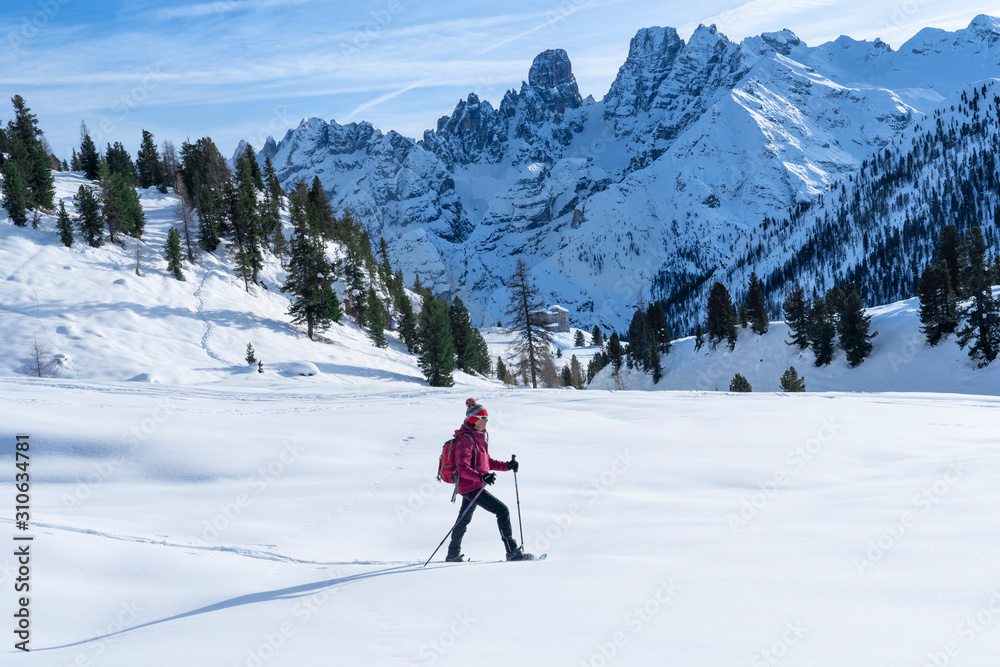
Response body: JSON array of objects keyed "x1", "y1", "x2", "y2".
[
  {"x1": 437, "y1": 433, "x2": 473, "y2": 483},
  {"x1": 438, "y1": 433, "x2": 476, "y2": 501}
]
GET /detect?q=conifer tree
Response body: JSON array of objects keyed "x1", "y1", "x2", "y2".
[
  {"x1": 729, "y1": 373, "x2": 752, "y2": 392},
  {"x1": 936, "y1": 225, "x2": 969, "y2": 298},
  {"x1": 449, "y1": 296, "x2": 478, "y2": 372},
  {"x1": 956, "y1": 226, "x2": 1000, "y2": 366},
  {"x1": 229, "y1": 145, "x2": 265, "y2": 289},
  {"x1": 918, "y1": 259, "x2": 958, "y2": 345},
  {"x1": 79, "y1": 124, "x2": 100, "y2": 180},
  {"x1": 136, "y1": 130, "x2": 164, "y2": 190},
  {"x1": 825, "y1": 284, "x2": 846, "y2": 328},
  {"x1": 570, "y1": 354, "x2": 584, "y2": 390},
  {"x1": 472, "y1": 329, "x2": 491, "y2": 376},
  {"x1": 392, "y1": 272, "x2": 418, "y2": 353},
  {"x1": 649, "y1": 300, "x2": 672, "y2": 357},
  {"x1": 1, "y1": 160, "x2": 28, "y2": 225},
  {"x1": 650, "y1": 341, "x2": 663, "y2": 384},
  {"x1": 164, "y1": 227, "x2": 184, "y2": 280},
  {"x1": 561, "y1": 364, "x2": 572, "y2": 387},
  {"x1": 496, "y1": 356, "x2": 508, "y2": 383},
  {"x1": 586, "y1": 351, "x2": 608, "y2": 384},
  {"x1": 6, "y1": 95, "x2": 54, "y2": 209},
  {"x1": 780, "y1": 366, "x2": 806, "y2": 392},
  {"x1": 783, "y1": 285, "x2": 810, "y2": 350},
  {"x1": 99, "y1": 161, "x2": 145, "y2": 242},
  {"x1": 377, "y1": 236, "x2": 392, "y2": 281},
  {"x1": 505, "y1": 258, "x2": 553, "y2": 388},
  {"x1": 416, "y1": 293, "x2": 456, "y2": 387},
  {"x1": 627, "y1": 307, "x2": 650, "y2": 371},
  {"x1": 808, "y1": 297, "x2": 836, "y2": 366},
  {"x1": 73, "y1": 184, "x2": 103, "y2": 247},
  {"x1": 574, "y1": 330, "x2": 586, "y2": 347},
  {"x1": 260, "y1": 156, "x2": 283, "y2": 255},
  {"x1": 105, "y1": 141, "x2": 137, "y2": 183},
  {"x1": 606, "y1": 332, "x2": 624, "y2": 371},
  {"x1": 694, "y1": 323, "x2": 705, "y2": 351},
  {"x1": 245, "y1": 342, "x2": 257, "y2": 365},
  {"x1": 366, "y1": 287, "x2": 387, "y2": 348},
  {"x1": 837, "y1": 286, "x2": 876, "y2": 367},
  {"x1": 591, "y1": 325, "x2": 604, "y2": 347},
  {"x1": 56, "y1": 200, "x2": 73, "y2": 247},
  {"x1": 747, "y1": 271, "x2": 769, "y2": 335},
  {"x1": 308, "y1": 176, "x2": 335, "y2": 238},
  {"x1": 180, "y1": 137, "x2": 230, "y2": 252},
  {"x1": 281, "y1": 187, "x2": 341, "y2": 340},
  {"x1": 706, "y1": 282, "x2": 737, "y2": 350}
]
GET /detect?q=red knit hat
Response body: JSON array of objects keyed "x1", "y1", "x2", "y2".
[{"x1": 465, "y1": 398, "x2": 488, "y2": 424}]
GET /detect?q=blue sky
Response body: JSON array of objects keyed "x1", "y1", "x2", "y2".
[{"x1": 1, "y1": 0, "x2": 994, "y2": 160}]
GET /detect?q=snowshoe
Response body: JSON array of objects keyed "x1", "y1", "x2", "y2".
[{"x1": 506, "y1": 547, "x2": 535, "y2": 561}]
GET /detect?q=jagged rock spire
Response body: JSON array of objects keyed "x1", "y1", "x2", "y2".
[{"x1": 528, "y1": 49, "x2": 582, "y2": 113}]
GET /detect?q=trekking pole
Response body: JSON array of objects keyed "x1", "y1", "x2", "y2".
[
  {"x1": 512, "y1": 455, "x2": 524, "y2": 548},
  {"x1": 423, "y1": 486, "x2": 486, "y2": 567}
]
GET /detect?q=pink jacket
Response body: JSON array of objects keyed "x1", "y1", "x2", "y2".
[{"x1": 453, "y1": 422, "x2": 509, "y2": 495}]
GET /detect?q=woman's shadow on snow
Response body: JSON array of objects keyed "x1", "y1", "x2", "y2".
[{"x1": 37, "y1": 563, "x2": 447, "y2": 651}]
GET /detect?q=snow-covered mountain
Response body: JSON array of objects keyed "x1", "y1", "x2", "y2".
[{"x1": 247, "y1": 15, "x2": 1000, "y2": 331}]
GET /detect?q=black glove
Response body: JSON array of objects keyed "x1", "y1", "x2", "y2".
[
  {"x1": 508, "y1": 458, "x2": 519, "y2": 473},
  {"x1": 480, "y1": 472, "x2": 496, "y2": 485}
]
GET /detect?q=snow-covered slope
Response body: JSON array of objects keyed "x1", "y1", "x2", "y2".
[
  {"x1": 4, "y1": 362, "x2": 1000, "y2": 664},
  {"x1": 248, "y1": 15, "x2": 1000, "y2": 332},
  {"x1": 589, "y1": 295, "x2": 1000, "y2": 395},
  {"x1": 0, "y1": 172, "x2": 490, "y2": 390}
]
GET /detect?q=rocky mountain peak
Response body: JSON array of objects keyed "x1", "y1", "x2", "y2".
[
  {"x1": 969, "y1": 14, "x2": 1000, "y2": 34},
  {"x1": 527, "y1": 48, "x2": 582, "y2": 113},
  {"x1": 604, "y1": 26, "x2": 684, "y2": 117},
  {"x1": 759, "y1": 29, "x2": 802, "y2": 55}
]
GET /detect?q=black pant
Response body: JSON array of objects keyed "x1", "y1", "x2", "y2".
[{"x1": 447, "y1": 489, "x2": 518, "y2": 557}]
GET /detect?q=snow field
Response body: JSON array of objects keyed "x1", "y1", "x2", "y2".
[{"x1": 3, "y1": 382, "x2": 999, "y2": 665}]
